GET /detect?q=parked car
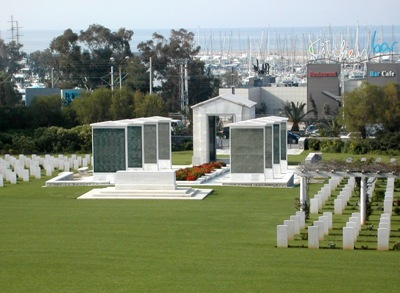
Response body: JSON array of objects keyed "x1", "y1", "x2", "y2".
[
  {"x1": 287, "y1": 131, "x2": 301, "y2": 144},
  {"x1": 340, "y1": 132, "x2": 361, "y2": 139},
  {"x1": 222, "y1": 127, "x2": 229, "y2": 139}
]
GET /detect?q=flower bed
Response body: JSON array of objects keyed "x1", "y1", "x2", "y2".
[{"x1": 176, "y1": 161, "x2": 226, "y2": 181}]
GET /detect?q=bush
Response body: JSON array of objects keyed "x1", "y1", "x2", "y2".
[
  {"x1": 308, "y1": 139, "x2": 320, "y2": 151},
  {"x1": 373, "y1": 189, "x2": 385, "y2": 202},
  {"x1": 320, "y1": 139, "x2": 344, "y2": 153}
]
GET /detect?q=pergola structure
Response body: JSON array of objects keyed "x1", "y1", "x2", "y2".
[{"x1": 295, "y1": 159, "x2": 400, "y2": 225}]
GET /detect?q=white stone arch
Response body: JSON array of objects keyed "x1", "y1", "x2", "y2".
[{"x1": 191, "y1": 93, "x2": 256, "y2": 165}]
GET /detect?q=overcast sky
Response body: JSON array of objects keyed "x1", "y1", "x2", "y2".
[{"x1": 0, "y1": 0, "x2": 399, "y2": 32}]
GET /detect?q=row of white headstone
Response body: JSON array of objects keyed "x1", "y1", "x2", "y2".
[
  {"x1": 0, "y1": 154, "x2": 91, "y2": 187},
  {"x1": 277, "y1": 211, "x2": 306, "y2": 248},
  {"x1": 377, "y1": 178, "x2": 395, "y2": 250},
  {"x1": 343, "y1": 212, "x2": 362, "y2": 250},
  {"x1": 310, "y1": 177, "x2": 343, "y2": 214},
  {"x1": 308, "y1": 212, "x2": 333, "y2": 249},
  {"x1": 333, "y1": 177, "x2": 356, "y2": 214}
]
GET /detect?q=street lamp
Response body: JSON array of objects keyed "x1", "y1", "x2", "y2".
[{"x1": 118, "y1": 56, "x2": 130, "y2": 90}]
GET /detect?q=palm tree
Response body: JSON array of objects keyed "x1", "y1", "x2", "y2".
[{"x1": 281, "y1": 101, "x2": 315, "y2": 131}]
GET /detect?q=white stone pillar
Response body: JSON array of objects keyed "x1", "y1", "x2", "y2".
[
  {"x1": 360, "y1": 177, "x2": 367, "y2": 225},
  {"x1": 299, "y1": 176, "x2": 308, "y2": 212}
]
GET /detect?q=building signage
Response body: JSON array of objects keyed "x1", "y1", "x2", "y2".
[
  {"x1": 372, "y1": 31, "x2": 398, "y2": 54},
  {"x1": 308, "y1": 30, "x2": 398, "y2": 60},
  {"x1": 309, "y1": 72, "x2": 338, "y2": 78},
  {"x1": 369, "y1": 70, "x2": 396, "y2": 77}
]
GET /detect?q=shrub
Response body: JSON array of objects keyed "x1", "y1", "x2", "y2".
[
  {"x1": 373, "y1": 189, "x2": 385, "y2": 202},
  {"x1": 308, "y1": 139, "x2": 320, "y2": 151}
]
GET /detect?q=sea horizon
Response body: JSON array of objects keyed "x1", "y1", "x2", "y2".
[{"x1": 0, "y1": 25, "x2": 399, "y2": 56}]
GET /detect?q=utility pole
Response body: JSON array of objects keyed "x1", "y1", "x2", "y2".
[{"x1": 149, "y1": 57, "x2": 152, "y2": 94}]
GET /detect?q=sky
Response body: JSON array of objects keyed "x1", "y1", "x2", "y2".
[{"x1": 0, "y1": 0, "x2": 399, "y2": 32}]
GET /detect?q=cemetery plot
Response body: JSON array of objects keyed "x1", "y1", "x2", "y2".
[
  {"x1": 278, "y1": 177, "x2": 400, "y2": 250},
  {"x1": 0, "y1": 154, "x2": 92, "y2": 187}
]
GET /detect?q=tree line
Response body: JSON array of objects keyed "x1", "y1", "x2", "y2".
[{"x1": 0, "y1": 25, "x2": 220, "y2": 119}]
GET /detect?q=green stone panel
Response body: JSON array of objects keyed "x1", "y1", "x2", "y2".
[
  {"x1": 144, "y1": 124, "x2": 157, "y2": 164},
  {"x1": 127, "y1": 126, "x2": 142, "y2": 168},
  {"x1": 273, "y1": 124, "x2": 280, "y2": 164},
  {"x1": 281, "y1": 123, "x2": 287, "y2": 159},
  {"x1": 231, "y1": 128, "x2": 264, "y2": 173},
  {"x1": 265, "y1": 126, "x2": 273, "y2": 168},
  {"x1": 93, "y1": 128, "x2": 126, "y2": 172},
  {"x1": 158, "y1": 122, "x2": 170, "y2": 160}
]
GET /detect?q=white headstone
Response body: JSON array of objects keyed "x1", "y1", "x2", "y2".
[
  {"x1": 349, "y1": 217, "x2": 361, "y2": 232},
  {"x1": 383, "y1": 199, "x2": 393, "y2": 214},
  {"x1": 310, "y1": 198, "x2": 319, "y2": 214},
  {"x1": 296, "y1": 211, "x2": 306, "y2": 229},
  {"x1": 290, "y1": 215, "x2": 301, "y2": 235},
  {"x1": 277, "y1": 225, "x2": 288, "y2": 248},
  {"x1": 318, "y1": 216, "x2": 329, "y2": 235},
  {"x1": 308, "y1": 226, "x2": 319, "y2": 249},
  {"x1": 0, "y1": 174, "x2": 3, "y2": 187},
  {"x1": 314, "y1": 221, "x2": 324, "y2": 241},
  {"x1": 9, "y1": 172, "x2": 17, "y2": 184},
  {"x1": 346, "y1": 222, "x2": 358, "y2": 239},
  {"x1": 334, "y1": 198, "x2": 343, "y2": 214},
  {"x1": 377, "y1": 228, "x2": 390, "y2": 251},
  {"x1": 343, "y1": 227, "x2": 355, "y2": 250},
  {"x1": 22, "y1": 169, "x2": 30, "y2": 182},
  {"x1": 378, "y1": 223, "x2": 390, "y2": 230},
  {"x1": 283, "y1": 220, "x2": 295, "y2": 241},
  {"x1": 323, "y1": 212, "x2": 333, "y2": 230}
]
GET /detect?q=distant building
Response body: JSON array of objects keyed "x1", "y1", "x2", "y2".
[{"x1": 219, "y1": 62, "x2": 400, "y2": 119}]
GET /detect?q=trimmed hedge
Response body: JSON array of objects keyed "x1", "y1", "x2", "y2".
[
  {"x1": 307, "y1": 134, "x2": 400, "y2": 155},
  {"x1": 0, "y1": 125, "x2": 92, "y2": 155}
]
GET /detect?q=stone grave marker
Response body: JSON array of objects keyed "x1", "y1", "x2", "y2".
[
  {"x1": 308, "y1": 226, "x2": 319, "y2": 249},
  {"x1": 343, "y1": 227, "x2": 355, "y2": 250},
  {"x1": 277, "y1": 225, "x2": 288, "y2": 248}
]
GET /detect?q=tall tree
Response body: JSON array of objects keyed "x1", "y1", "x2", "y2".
[
  {"x1": 381, "y1": 83, "x2": 400, "y2": 133},
  {"x1": 134, "y1": 92, "x2": 168, "y2": 117},
  {"x1": 137, "y1": 29, "x2": 219, "y2": 112},
  {"x1": 50, "y1": 25, "x2": 134, "y2": 90},
  {"x1": 71, "y1": 88, "x2": 112, "y2": 124},
  {"x1": 340, "y1": 82, "x2": 384, "y2": 138}
]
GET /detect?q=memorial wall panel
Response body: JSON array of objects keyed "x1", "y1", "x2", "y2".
[
  {"x1": 144, "y1": 124, "x2": 157, "y2": 163},
  {"x1": 93, "y1": 128, "x2": 126, "y2": 172},
  {"x1": 127, "y1": 126, "x2": 143, "y2": 168},
  {"x1": 158, "y1": 122, "x2": 170, "y2": 160},
  {"x1": 231, "y1": 128, "x2": 264, "y2": 173}
]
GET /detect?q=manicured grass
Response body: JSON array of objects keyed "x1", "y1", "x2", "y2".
[
  {"x1": 1, "y1": 174, "x2": 400, "y2": 292},
  {"x1": 1, "y1": 151, "x2": 400, "y2": 292}
]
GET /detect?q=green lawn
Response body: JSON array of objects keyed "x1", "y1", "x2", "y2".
[{"x1": 0, "y1": 152, "x2": 400, "y2": 292}]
